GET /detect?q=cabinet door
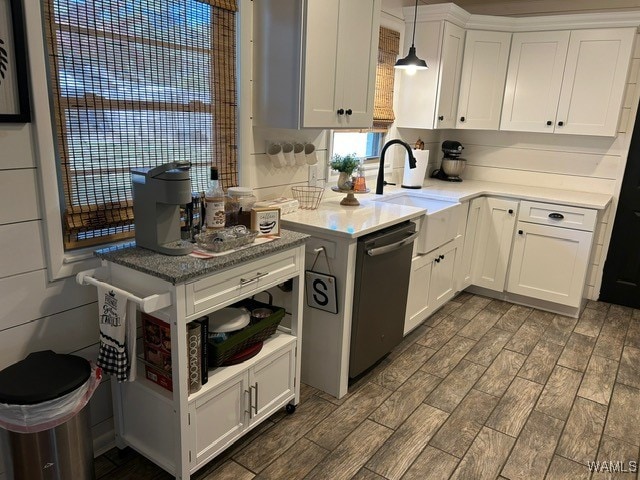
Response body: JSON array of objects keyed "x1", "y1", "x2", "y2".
[
  {"x1": 404, "y1": 253, "x2": 433, "y2": 336},
  {"x1": 507, "y1": 222, "x2": 593, "y2": 308},
  {"x1": 501, "y1": 31, "x2": 569, "y2": 133},
  {"x1": 471, "y1": 197, "x2": 518, "y2": 292},
  {"x1": 191, "y1": 372, "x2": 248, "y2": 467},
  {"x1": 249, "y1": 342, "x2": 296, "y2": 424},
  {"x1": 555, "y1": 28, "x2": 635, "y2": 137},
  {"x1": 302, "y1": 0, "x2": 341, "y2": 127},
  {"x1": 395, "y1": 21, "x2": 444, "y2": 128},
  {"x1": 303, "y1": 0, "x2": 380, "y2": 128},
  {"x1": 457, "y1": 30, "x2": 511, "y2": 130},
  {"x1": 435, "y1": 22, "x2": 465, "y2": 129},
  {"x1": 429, "y1": 242, "x2": 459, "y2": 312},
  {"x1": 334, "y1": 0, "x2": 380, "y2": 128},
  {"x1": 459, "y1": 197, "x2": 483, "y2": 290}
]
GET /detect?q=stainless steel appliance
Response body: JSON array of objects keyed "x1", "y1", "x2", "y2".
[
  {"x1": 349, "y1": 222, "x2": 418, "y2": 378},
  {"x1": 131, "y1": 162, "x2": 194, "y2": 255},
  {"x1": 431, "y1": 140, "x2": 466, "y2": 182}
]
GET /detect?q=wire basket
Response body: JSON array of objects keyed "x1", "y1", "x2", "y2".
[{"x1": 291, "y1": 186, "x2": 324, "y2": 210}]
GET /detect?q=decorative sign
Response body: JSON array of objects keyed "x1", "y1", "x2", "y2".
[
  {"x1": 251, "y1": 207, "x2": 281, "y2": 237},
  {"x1": 305, "y1": 271, "x2": 338, "y2": 314}
]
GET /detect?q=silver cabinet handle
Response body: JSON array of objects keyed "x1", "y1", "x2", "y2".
[
  {"x1": 245, "y1": 388, "x2": 252, "y2": 419},
  {"x1": 253, "y1": 382, "x2": 259, "y2": 415},
  {"x1": 240, "y1": 271, "x2": 268, "y2": 285},
  {"x1": 366, "y1": 231, "x2": 419, "y2": 257}
]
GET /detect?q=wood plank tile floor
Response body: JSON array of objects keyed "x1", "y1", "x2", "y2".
[{"x1": 95, "y1": 293, "x2": 640, "y2": 479}]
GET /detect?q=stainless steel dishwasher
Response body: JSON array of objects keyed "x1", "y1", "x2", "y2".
[{"x1": 349, "y1": 221, "x2": 418, "y2": 378}]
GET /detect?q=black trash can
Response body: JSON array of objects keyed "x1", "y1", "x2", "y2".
[{"x1": 0, "y1": 351, "x2": 96, "y2": 480}]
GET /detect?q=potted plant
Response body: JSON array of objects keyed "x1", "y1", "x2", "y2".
[{"x1": 330, "y1": 153, "x2": 360, "y2": 190}]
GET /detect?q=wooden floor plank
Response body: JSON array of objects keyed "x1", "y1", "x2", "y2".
[
  {"x1": 429, "y1": 389, "x2": 499, "y2": 458},
  {"x1": 449, "y1": 427, "x2": 515, "y2": 480},
  {"x1": 486, "y1": 377, "x2": 543, "y2": 437},
  {"x1": 365, "y1": 403, "x2": 448, "y2": 480},
  {"x1": 464, "y1": 326, "x2": 513, "y2": 367},
  {"x1": 424, "y1": 359, "x2": 486, "y2": 413},
  {"x1": 500, "y1": 410, "x2": 564, "y2": 480},
  {"x1": 368, "y1": 370, "x2": 441, "y2": 429},
  {"x1": 535, "y1": 365, "x2": 583, "y2": 421},
  {"x1": 475, "y1": 349, "x2": 527, "y2": 397},
  {"x1": 603, "y1": 383, "x2": 640, "y2": 446},
  {"x1": 577, "y1": 354, "x2": 618, "y2": 405},
  {"x1": 305, "y1": 420, "x2": 393, "y2": 480},
  {"x1": 517, "y1": 338, "x2": 564, "y2": 385},
  {"x1": 420, "y1": 335, "x2": 477, "y2": 378},
  {"x1": 555, "y1": 397, "x2": 607, "y2": 465},
  {"x1": 557, "y1": 332, "x2": 596, "y2": 372},
  {"x1": 401, "y1": 446, "x2": 460, "y2": 480}
]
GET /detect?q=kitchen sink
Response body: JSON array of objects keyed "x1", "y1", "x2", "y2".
[
  {"x1": 375, "y1": 193, "x2": 463, "y2": 254},
  {"x1": 375, "y1": 193, "x2": 457, "y2": 213}
]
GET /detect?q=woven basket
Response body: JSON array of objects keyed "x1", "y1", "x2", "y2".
[
  {"x1": 291, "y1": 186, "x2": 324, "y2": 210},
  {"x1": 208, "y1": 298, "x2": 285, "y2": 368}
]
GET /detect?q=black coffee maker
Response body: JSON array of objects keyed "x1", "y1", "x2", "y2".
[{"x1": 431, "y1": 140, "x2": 465, "y2": 182}]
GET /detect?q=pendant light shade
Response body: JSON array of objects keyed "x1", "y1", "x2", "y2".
[{"x1": 395, "y1": 0, "x2": 428, "y2": 72}]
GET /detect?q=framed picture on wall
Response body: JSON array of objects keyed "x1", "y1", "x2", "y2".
[{"x1": 0, "y1": 0, "x2": 30, "y2": 122}]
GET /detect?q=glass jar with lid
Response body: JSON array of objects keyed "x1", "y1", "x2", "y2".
[{"x1": 228, "y1": 187, "x2": 257, "y2": 227}]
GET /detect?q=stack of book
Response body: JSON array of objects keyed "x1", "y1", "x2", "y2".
[{"x1": 141, "y1": 313, "x2": 209, "y2": 393}]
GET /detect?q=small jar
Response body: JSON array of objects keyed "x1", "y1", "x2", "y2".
[
  {"x1": 228, "y1": 187, "x2": 256, "y2": 228},
  {"x1": 228, "y1": 187, "x2": 257, "y2": 211}
]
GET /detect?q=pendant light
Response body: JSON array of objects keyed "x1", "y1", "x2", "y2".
[{"x1": 395, "y1": 0, "x2": 428, "y2": 74}]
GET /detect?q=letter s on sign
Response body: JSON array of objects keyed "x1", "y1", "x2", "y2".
[{"x1": 312, "y1": 278, "x2": 329, "y2": 306}]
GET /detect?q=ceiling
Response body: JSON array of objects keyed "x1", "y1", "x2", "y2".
[{"x1": 382, "y1": 0, "x2": 640, "y2": 17}]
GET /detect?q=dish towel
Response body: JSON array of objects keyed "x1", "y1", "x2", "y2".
[{"x1": 96, "y1": 286, "x2": 137, "y2": 382}]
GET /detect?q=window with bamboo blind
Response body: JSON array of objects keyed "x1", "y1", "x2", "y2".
[{"x1": 43, "y1": 0, "x2": 238, "y2": 250}]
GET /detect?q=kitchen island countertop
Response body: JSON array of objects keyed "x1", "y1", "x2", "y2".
[{"x1": 94, "y1": 229, "x2": 309, "y2": 284}]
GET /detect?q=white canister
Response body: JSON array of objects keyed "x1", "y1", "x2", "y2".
[{"x1": 227, "y1": 187, "x2": 257, "y2": 212}]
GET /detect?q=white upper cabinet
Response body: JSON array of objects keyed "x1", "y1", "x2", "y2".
[
  {"x1": 253, "y1": 0, "x2": 381, "y2": 129},
  {"x1": 556, "y1": 28, "x2": 635, "y2": 136},
  {"x1": 456, "y1": 30, "x2": 512, "y2": 130},
  {"x1": 396, "y1": 21, "x2": 465, "y2": 129},
  {"x1": 501, "y1": 28, "x2": 635, "y2": 136}
]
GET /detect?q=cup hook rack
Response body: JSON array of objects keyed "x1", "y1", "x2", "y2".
[{"x1": 76, "y1": 268, "x2": 172, "y2": 313}]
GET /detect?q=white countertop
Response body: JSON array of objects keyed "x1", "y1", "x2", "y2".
[{"x1": 282, "y1": 179, "x2": 612, "y2": 238}]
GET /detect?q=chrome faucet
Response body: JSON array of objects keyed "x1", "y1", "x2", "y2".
[{"x1": 376, "y1": 139, "x2": 416, "y2": 194}]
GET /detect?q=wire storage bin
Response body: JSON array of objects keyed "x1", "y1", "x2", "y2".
[{"x1": 291, "y1": 186, "x2": 324, "y2": 210}]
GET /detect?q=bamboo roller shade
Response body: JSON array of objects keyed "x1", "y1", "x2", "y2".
[
  {"x1": 44, "y1": 0, "x2": 238, "y2": 249},
  {"x1": 373, "y1": 26, "x2": 400, "y2": 130}
]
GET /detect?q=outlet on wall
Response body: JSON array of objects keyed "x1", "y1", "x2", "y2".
[{"x1": 308, "y1": 165, "x2": 317, "y2": 186}]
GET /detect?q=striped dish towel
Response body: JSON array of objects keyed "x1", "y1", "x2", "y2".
[{"x1": 96, "y1": 286, "x2": 137, "y2": 382}]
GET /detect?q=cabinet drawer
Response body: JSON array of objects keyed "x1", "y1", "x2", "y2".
[
  {"x1": 185, "y1": 249, "x2": 299, "y2": 317},
  {"x1": 518, "y1": 201, "x2": 597, "y2": 232}
]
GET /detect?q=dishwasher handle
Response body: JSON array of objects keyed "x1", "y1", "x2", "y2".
[{"x1": 366, "y1": 231, "x2": 419, "y2": 257}]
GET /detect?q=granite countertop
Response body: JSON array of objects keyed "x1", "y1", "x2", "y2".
[
  {"x1": 282, "y1": 179, "x2": 612, "y2": 238},
  {"x1": 95, "y1": 229, "x2": 309, "y2": 284}
]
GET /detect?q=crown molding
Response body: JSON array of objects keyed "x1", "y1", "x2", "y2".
[{"x1": 403, "y1": 2, "x2": 640, "y2": 31}]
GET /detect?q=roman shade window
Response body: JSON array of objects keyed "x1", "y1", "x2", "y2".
[
  {"x1": 44, "y1": 0, "x2": 238, "y2": 249},
  {"x1": 373, "y1": 26, "x2": 400, "y2": 130}
]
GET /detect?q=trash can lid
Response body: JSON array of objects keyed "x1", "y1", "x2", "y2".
[{"x1": 0, "y1": 351, "x2": 91, "y2": 405}]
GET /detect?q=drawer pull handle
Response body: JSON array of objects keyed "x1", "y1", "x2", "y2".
[
  {"x1": 439, "y1": 254, "x2": 445, "y2": 260},
  {"x1": 508, "y1": 209, "x2": 514, "y2": 214},
  {"x1": 253, "y1": 382, "x2": 259, "y2": 415},
  {"x1": 518, "y1": 230, "x2": 524, "y2": 235},
  {"x1": 240, "y1": 272, "x2": 268, "y2": 285},
  {"x1": 245, "y1": 389, "x2": 253, "y2": 419},
  {"x1": 548, "y1": 213, "x2": 564, "y2": 220},
  {"x1": 434, "y1": 257, "x2": 441, "y2": 263}
]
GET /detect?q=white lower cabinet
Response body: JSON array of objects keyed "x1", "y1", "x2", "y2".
[
  {"x1": 506, "y1": 220, "x2": 593, "y2": 308},
  {"x1": 190, "y1": 338, "x2": 295, "y2": 467},
  {"x1": 405, "y1": 238, "x2": 461, "y2": 335},
  {"x1": 470, "y1": 197, "x2": 519, "y2": 291}
]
